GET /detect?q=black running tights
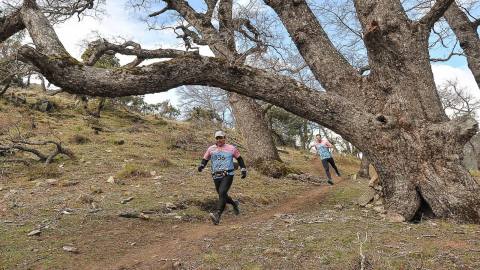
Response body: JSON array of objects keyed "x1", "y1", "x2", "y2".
[{"x1": 213, "y1": 175, "x2": 235, "y2": 214}]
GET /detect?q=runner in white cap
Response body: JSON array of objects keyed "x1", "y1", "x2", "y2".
[{"x1": 198, "y1": 130, "x2": 247, "y2": 225}]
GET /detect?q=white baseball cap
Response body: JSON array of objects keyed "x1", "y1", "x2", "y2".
[{"x1": 214, "y1": 130, "x2": 226, "y2": 138}]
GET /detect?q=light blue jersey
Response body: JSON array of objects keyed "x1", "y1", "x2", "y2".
[
  {"x1": 315, "y1": 142, "x2": 332, "y2": 160},
  {"x1": 203, "y1": 144, "x2": 240, "y2": 176}
]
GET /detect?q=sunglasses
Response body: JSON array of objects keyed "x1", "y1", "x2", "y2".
[{"x1": 215, "y1": 136, "x2": 225, "y2": 140}]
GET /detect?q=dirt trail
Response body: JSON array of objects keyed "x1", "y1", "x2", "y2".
[{"x1": 95, "y1": 159, "x2": 343, "y2": 270}]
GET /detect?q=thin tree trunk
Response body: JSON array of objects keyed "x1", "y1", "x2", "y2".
[
  {"x1": 26, "y1": 74, "x2": 31, "y2": 87},
  {"x1": 38, "y1": 74, "x2": 46, "y2": 91},
  {"x1": 358, "y1": 153, "x2": 370, "y2": 178},
  {"x1": 91, "y1": 98, "x2": 105, "y2": 118},
  {"x1": 444, "y1": 3, "x2": 480, "y2": 87}
]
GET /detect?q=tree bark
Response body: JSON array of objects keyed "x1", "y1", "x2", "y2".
[{"x1": 0, "y1": 9, "x2": 25, "y2": 43}]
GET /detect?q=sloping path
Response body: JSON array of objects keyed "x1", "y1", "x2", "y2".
[{"x1": 94, "y1": 158, "x2": 344, "y2": 270}]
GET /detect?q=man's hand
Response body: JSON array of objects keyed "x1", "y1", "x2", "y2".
[
  {"x1": 198, "y1": 165, "x2": 204, "y2": 172},
  {"x1": 241, "y1": 168, "x2": 247, "y2": 179}
]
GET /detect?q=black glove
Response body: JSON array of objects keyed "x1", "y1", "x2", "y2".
[
  {"x1": 198, "y1": 165, "x2": 204, "y2": 172},
  {"x1": 241, "y1": 169, "x2": 247, "y2": 179}
]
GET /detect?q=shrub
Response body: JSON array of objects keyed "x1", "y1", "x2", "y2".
[
  {"x1": 69, "y1": 134, "x2": 91, "y2": 144},
  {"x1": 253, "y1": 159, "x2": 302, "y2": 178},
  {"x1": 116, "y1": 163, "x2": 149, "y2": 178},
  {"x1": 153, "y1": 157, "x2": 173, "y2": 168}
]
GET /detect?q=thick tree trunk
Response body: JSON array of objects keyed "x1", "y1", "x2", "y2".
[
  {"x1": 365, "y1": 116, "x2": 480, "y2": 221},
  {"x1": 372, "y1": 148, "x2": 480, "y2": 221},
  {"x1": 229, "y1": 93, "x2": 281, "y2": 164},
  {"x1": 358, "y1": 153, "x2": 370, "y2": 178}
]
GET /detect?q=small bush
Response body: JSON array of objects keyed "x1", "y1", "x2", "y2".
[
  {"x1": 69, "y1": 134, "x2": 91, "y2": 144},
  {"x1": 116, "y1": 163, "x2": 149, "y2": 178},
  {"x1": 112, "y1": 139, "x2": 125, "y2": 145},
  {"x1": 107, "y1": 138, "x2": 125, "y2": 145},
  {"x1": 152, "y1": 118, "x2": 167, "y2": 126},
  {"x1": 153, "y1": 157, "x2": 173, "y2": 168},
  {"x1": 253, "y1": 159, "x2": 301, "y2": 178}
]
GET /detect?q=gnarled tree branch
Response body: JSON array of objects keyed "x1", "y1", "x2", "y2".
[
  {"x1": 6, "y1": 139, "x2": 75, "y2": 164},
  {"x1": 19, "y1": 44, "x2": 371, "y2": 144},
  {"x1": 85, "y1": 38, "x2": 198, "y2": 66},
  {"x1": 418, "y1": 0, "x2": 454, "y2": 29},
  {"x1": 263, "y1": 0, "x2": 360, "y2": 97}
]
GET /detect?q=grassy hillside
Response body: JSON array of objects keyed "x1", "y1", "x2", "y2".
[{"x1": 1, "y1": 88, "x2": 479, "y2": 269}]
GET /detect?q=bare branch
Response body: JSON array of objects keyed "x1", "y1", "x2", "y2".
[
  {"x1": 149, "y1": 6, "x2": 172, "y2": 17},
  {"x1": 6, "y1": 139, "x2": 75, "y2": 164},
  {"x1": 418, "y1": 0, "x2": 455, "y2": 29},
  {"x1": 1, "y1": 0, "x2": 102, "y2": 43},
  {"x1": 0, "y1": 9, "x2": 25, "y2": 43},
  {"x1": 156, "y1": 0, "x2": 230, "y2": 56},
  {"x1": 85, "y1": 38, "x2": 198, "y2": 66},
  {"x1": 430, "y1": 41, "x2": 463, "y2": 62},
  {"x1": 204, "y1": 0, "x2": 219, "y2": 19},
  {"x1": 263, "y1": 0, "x2": 360, "y2": 96},
  {"x1": 444, "y1": 2, "x2": 480, "y2": 87}
]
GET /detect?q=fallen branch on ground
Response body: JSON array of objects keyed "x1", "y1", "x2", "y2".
[{"x1": 1, "y1": 139, "x2": 75, "y2": 164}]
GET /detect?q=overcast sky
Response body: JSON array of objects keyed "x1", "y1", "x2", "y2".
[{"x1": 45, "y1": 0, "x2": 480, "y2": 108}]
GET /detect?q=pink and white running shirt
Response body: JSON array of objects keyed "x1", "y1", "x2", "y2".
[{"x1": 203, "y1": 144, "x2": 240, "y2": 174}]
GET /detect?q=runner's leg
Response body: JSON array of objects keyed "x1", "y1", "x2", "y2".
[
  {"x1": 328, "y1": 158, "x2": 340, "y2": 176},
  {"x1": 216, "y1": 175, "x2": 234, "y2": 214},
  {"x1": 322, "y1": 158, "x2": 332, "y2": 180}
]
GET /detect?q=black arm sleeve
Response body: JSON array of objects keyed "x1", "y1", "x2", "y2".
[
  {"x1": 200, "y1": 159, "x2": 209, "y2": 167},
  {"x1": 236, "y1": 156, "x2": 246, "y2": 169}
]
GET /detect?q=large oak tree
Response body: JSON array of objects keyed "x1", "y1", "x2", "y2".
[{"x1": 3, "y1": 0, "x2": 480, "y2": 222}]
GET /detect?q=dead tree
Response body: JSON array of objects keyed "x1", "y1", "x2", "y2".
[
  {"x1": 10, "y1": 0, "x2": 480, "y2": 223},
  {"x1": 1, "y1": 139, "x2": 75, "y2": 164}
]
